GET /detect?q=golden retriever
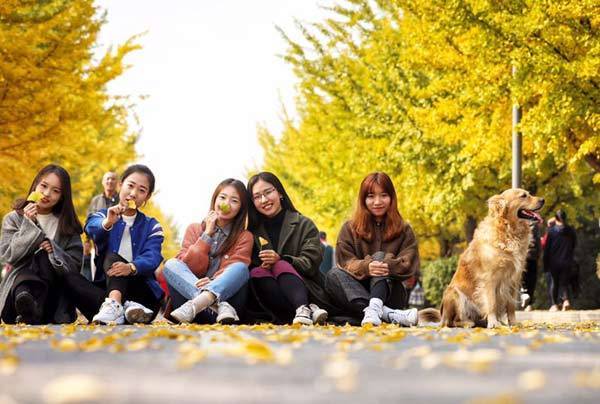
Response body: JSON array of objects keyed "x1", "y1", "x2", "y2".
[{"x1": 422, "y1": 189, "x2": 544, "y2": 328}]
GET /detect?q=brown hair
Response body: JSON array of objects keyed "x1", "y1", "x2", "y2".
[
  {"x1": 351, "y1": 172, "x2": 403, "y2": 242},
  {"x1": 209, "y1": 178, "x2": 249, "y2": 256}
]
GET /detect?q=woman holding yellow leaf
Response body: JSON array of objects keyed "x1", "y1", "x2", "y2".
[
  {"x1": 245, "y1": 172, "x2": 331, "y2": 325},
  {"x1": 326, "y1": 172, "x2": 420, "y2": 327},
  {"x1": 61, "y1": 165, "x2": 164, "y2": 325},
  {"x1": 163, "y1": 178, "x2": 252, "y2": 324},
  {"x1": 0, "y1": 165, "x2": 83, "y2": 324}
]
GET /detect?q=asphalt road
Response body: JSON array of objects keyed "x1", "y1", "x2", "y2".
[{"x1": 1, "y1": 321, "x2": 599, "y2": 404}]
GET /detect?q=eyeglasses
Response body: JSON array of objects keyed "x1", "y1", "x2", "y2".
[{"x1": 252, "y1": 187, "x2": 276, "y2": 202}]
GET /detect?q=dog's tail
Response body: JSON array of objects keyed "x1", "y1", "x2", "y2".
[{"x1": 417, "y1": 308, "x2": 441, "y2": 326}]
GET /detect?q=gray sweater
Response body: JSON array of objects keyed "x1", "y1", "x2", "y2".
[{"x1": 0, "y1": 211, "x2": 83, "y2": 323}]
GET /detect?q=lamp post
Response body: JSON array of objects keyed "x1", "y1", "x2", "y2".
[{"x1": 512, "y1": 66, "x2": 522, "y2": 189}]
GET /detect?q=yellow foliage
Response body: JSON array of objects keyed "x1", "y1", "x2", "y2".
[{"x1": 0, "y1": 1, "x2": 178, "y2": 258}]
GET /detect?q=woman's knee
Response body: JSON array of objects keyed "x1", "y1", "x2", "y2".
[
  {"x1": 163, "y1": 258, "x2": 187, "y2": 281},
  {"x1": 224, "y1": 262, "x2": 249, "y2": 282}
]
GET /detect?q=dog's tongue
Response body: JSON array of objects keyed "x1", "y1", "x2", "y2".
[{"x1": 525, "y1": 210, "x2": 543, "y2": 223}]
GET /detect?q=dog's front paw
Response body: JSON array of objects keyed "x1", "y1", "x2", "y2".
[{"x1": 487, "y1": 315, "x2": 501, "y2": 329}]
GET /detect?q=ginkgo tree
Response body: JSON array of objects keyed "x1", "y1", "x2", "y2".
[
  {"x1": 0, "y1": 0, "x2": 178, "y2": 253},
  {"x1": 259, "y1": 0, "x2": 599, "y2": 258}
]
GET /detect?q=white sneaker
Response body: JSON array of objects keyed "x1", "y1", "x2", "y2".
[
  {"x1": 520, "y1": 292, "x2": 530, "y2": 309},
  {"x1": 170, "y1": 300, "x2": 196, "y2": 324},
  {"x1": 386, "y1": 308, "x2": 418, "y2": 327},
  {"x1": 361, "y1": 306, "x2": 382, "y2": 326},
  {"x1": 309, "y1": 303, "x2": 328, "y2": 325},
  {"x1": 124, "y1": 301, "x2": 154, "y2": 324},
  {"x1": 292, "y1": 305, "x2": 313, "y2": 325},
  {"x1": 216, "y1": 302, "x2": 239, "y2": 324},
  {"x1": 92, "y1": 298, "x2": 125, "y2": 325}
]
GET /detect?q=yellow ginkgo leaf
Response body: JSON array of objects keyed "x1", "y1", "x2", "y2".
[
  {"x1": 0, "y1": 355, "x2": 19, "y2": 375},
  {"x1": 42, "y1": 374, "x2": 105, "y2": 404},
  {"x1": 51, "y1": 338, "x2": 78, "y2": 352},
  {"x1": 573, "y1": 369, "x2": 600, "y2": 389},
  {"x1": 259, "y1": 237, "x2": 269, "y2": 247},
  {"x1": 27, "y1": 191, "x2": 43, "y2": 203},
  {"x1": 518, "y1": 370, "x2": 546, "y2": 391},
  {"x1": 127, "y1": 199, "x2": 136, "y2": 209}
]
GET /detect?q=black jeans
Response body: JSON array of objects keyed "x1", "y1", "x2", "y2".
[
  {"x1": 1, "y1": 251, "x2": 77, "y2": 324},
  {"x1": 325, "y1": 268, "x2": 404, "y2": 318},
  {"x1": 63, "y1": 252, "x2": 161, "y2": 321},
  {"x1": 522, "y1": 259, "x2": 538, "y2": 305}
]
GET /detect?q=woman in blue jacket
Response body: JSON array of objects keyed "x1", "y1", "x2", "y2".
[{"x1": 63, "y1": 165, "x2": 164, "y2": 324}]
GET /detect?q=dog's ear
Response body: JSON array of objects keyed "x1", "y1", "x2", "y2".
[{"x1": 488, "y1": 195, "x2": 507, "y2": 218}]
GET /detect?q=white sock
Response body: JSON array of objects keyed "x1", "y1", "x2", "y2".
[{"x1": 191, "y1": 291, "x2": 216, "y2": 313}]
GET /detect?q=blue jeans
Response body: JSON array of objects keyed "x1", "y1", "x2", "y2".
[{"x1": 163, "y1": 258, "x2": 249, "y2": 306}]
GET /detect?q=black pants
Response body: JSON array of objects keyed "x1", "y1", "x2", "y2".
[
  {"x1": 522, "y1": 259, "x2": 537, "y2": 305},
  {"x1": 2, "y1": 252, "x2": 73, "y2": 324},
  {"x1": 62, "y1": 252, "x2": 161, "y2": 322},
  {"x1": 547, "y1": 263, "x2": 572, "y2": 306},
  {"x1": 249, "y1": 275, "x2": 309, "y2": 324},
  {"x1": 325, "y1": 267, "x2": 406, "y2": 318}
]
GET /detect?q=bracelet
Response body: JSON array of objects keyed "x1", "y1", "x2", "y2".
[{"x1": 129, "y1": 263, "x2": 137, "y2": 275}]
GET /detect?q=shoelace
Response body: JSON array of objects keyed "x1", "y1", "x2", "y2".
[{"x1": 298, "y1": 306, "x2": 311, "y2": 317}]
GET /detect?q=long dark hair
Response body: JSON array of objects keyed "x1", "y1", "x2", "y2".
[
  {"x1": 13, "y1": 164, "x2": 82, "y2": 237},
  {"x1": 247, "y1": 172, "x2": 297, "y2": 231},
  {"x1": 351, "y1": 172, "x2": 403, "y2": 242},
  {"x1": 209, "y1": 178, "x2": 249, "y2": 256}
]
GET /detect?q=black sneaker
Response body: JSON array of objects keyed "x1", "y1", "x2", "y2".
[{"x1": 15, "y1": 290, "x2": 39, "y2": 324}]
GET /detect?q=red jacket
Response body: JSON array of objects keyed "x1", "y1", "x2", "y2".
[{"x1": 176, "y1": 222, "x2": 252, "y2": 278}]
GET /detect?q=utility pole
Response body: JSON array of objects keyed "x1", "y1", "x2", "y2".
[{"x1": 512, "y1": 66, "x2": 522, "y2": 189}]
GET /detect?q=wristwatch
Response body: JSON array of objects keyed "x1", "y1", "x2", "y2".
[{"x1": 129, "y1": 263, "x2": 137, "y2": 275}]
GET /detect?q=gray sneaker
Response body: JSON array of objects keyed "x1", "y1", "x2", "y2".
[
  {"x1": 386, "y1": 308, "x2": 418, "y2": 327},
  {"x1": 309, "y1": 303, "x2": 328, "y2": 325},
  {"x1": 170, "y1": 300, "x2": 196, "y2": 324},
  {"x1": 124, "y1": 301, "x2": 153, "y2": 324},
  {"x1": 92, "y1": 298, "x2": 125, "y2": 325},
  {"x1": 361, "y1": 306, "x2": 382, "y2": 326},
  {"x1": 216, "y1": 302, "x2": 239, "y2": 324},
  {"x1": 292, "y1": 305, "x2": 313, "y2": 325}
]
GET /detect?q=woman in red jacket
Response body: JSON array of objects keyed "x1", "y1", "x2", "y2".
[{"x1": 163, "y1": 179, "x2": 252, "y2": 324}]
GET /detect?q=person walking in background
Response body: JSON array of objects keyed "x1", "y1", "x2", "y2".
[
  {"x1": 543, "y1": 210, "x2": 577, "y2": 312},
  {"x1": 0, "y1": 165, "x2": 83, "y2": 324},
  {"x1": 83, "y1": 171, "x2": 120, "y2": 281},
  {"x1": 246, "y1": 172, "x2": 330, "y2": 326},
  {"x1": 520, "y1": 221, "x2": 541, "y2": 312},
  {"x1": 87, "y1": 171, "x2": 120, "y2": 215},
  {"x1": 319, "y1": 231, "x2": 334, "y2": 276},
  {"x1": 163, "y1": 179, "x2": 252, "y2": 324},
  {"x1": 326, "y1": 172, "x2": 420, "y2": 327}
]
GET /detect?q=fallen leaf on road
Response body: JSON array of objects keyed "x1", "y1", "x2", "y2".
[
  {"x1": 0, "y1": 355, "x2": 19, "y2": 375},
  {"x1": 323, "y1": 353, "x2": 359, "y2": 393},
  {"x1": 573, "y1": 368, "x2": 600, "y2": 389},
  {"x1": 42, "y1": 374, "x2": 105, "y2": 404},
  {"x1": 518, "y1": 370, "x2": 546, "y2": 391}
]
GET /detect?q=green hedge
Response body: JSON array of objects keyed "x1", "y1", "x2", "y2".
[{"x1": 422, "y1": 255, "x2": 458, "y2": 307}]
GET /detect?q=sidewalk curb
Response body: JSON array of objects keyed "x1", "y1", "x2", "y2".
[{"x1": 516, "y1": 310, "x2": 600, "y2": 323}]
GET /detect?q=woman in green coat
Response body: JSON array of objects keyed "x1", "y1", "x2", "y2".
[{"x1": 246, "y1": 172, "x2": 332, "y2": 325}]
